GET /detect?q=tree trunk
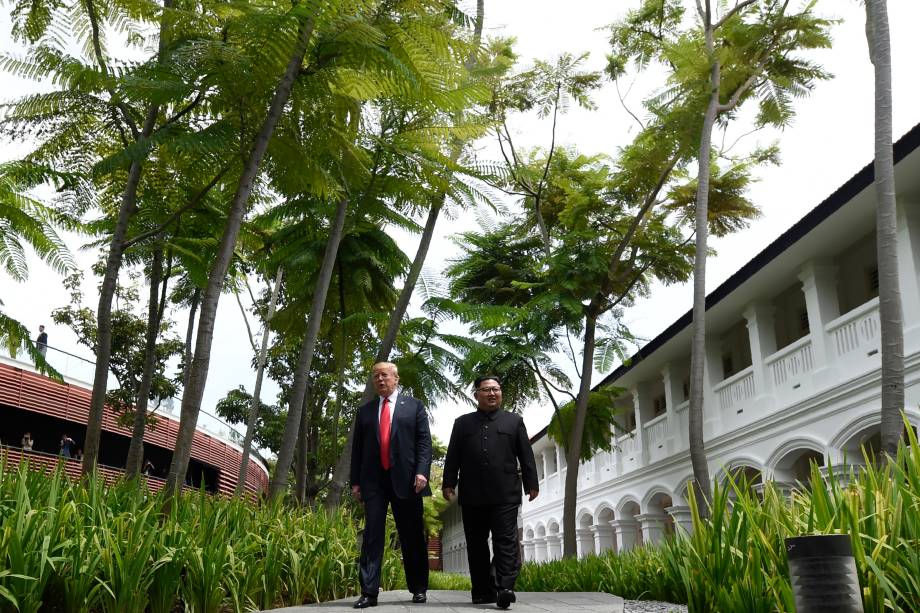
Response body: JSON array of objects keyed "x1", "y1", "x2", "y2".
[
  {"x1": 331, "y1": 262, "x2": 347, "y2": 462},
  {"x1": 125, "y1": 247, "x2": 164, "y2": 477},
  {"x1": 294, "y1": 381, "x2": 313, "y2": 505},
  {"x1": 562, "y1": 312, "x2": 595, "y2": 558},
  {"x1": 269, "y1": 195, "x2": 349, "y2": 500},
  {"x1": 165, "y1": 16, "x2": 318, "y2": 498},
  {"x1": 687, "y1": 43, "x2": 720, "y2": 516},
  {"x1": 235, "y1": 266, "x2": 284, "y2": 495},
  {"x1": 82, "y1": 0, "x2": 174, "y2": 476},
  {"x1": 82, "y1": 122, "x2": 154, "y2": 475},
  {"x1": 182, "y1": 288, "x2": 200, "y2": 390},
  {"x1": 866, "y1": 0, "x2": 904, "y2": 457}
]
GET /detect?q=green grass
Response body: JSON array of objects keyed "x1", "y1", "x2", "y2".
[
  {"x1": 0, "y1": 455, "x2": 405, "y2": 612},
  {"x1": 516, "y1": 422, "x2": 920, "y2": 612},
  {"x1": 428, "y1": 571, "x2": 472, "y2": 591}
]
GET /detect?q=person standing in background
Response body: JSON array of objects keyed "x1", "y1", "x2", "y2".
[
  {"x1": 36, "y1": 325, "x2": 48, "y2": 357},
  {"x1": 59, "y1": 433, "x2": 75, "y2": 458}
]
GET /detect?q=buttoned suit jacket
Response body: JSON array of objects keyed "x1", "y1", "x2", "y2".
[
  {"x1": 442, "y1": 409, "x2": 539, "y2": 506},
  {"x1": 350, "y1": 394, "x2": 433, "y2": 499}
]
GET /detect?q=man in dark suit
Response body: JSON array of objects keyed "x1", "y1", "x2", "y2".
[
  {"x1": 442, "y1": 375, "x2": 539, "y2": 610},
  {"x1": 350, "y1": 362, "x2": 432, "y2": 608}
]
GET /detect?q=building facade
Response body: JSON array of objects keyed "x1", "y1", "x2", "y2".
[{"x1": 442, "y1": 123, "x2": 920, "y2": 570}]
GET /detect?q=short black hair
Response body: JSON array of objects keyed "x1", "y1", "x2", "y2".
[{"x1": 473, "y1": 374, "x2": 501, "y2": 389}]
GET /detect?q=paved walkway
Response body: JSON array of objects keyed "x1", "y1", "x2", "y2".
[{"x1": 267, "y1": 591, "x2": 624, "y2": 613}]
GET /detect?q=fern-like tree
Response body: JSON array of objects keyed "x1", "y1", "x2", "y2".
[
  {"x1": 3, "y1": 0, "x2": 225, "y2": 475},
  {"x1": 865, "y1": 0, "x2": 904, "y2": 456},
  {"x1": 0, "y1": 162, "x2": 74, "y2": 375},
  {"x1": 608, "y1": 0, "x2": 833, "y2": 514}
]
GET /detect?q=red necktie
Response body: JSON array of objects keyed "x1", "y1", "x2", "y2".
[{"x1": 379, "y1": 397, "x2": 392, "y2": 470}]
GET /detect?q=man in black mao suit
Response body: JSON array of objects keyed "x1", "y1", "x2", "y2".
[
  {"x1": 442, "y1": 375, "x2": 539, "y2": 610},
  {"x1": 350, "y1": 362, "x2": 432, "y2": 608}
]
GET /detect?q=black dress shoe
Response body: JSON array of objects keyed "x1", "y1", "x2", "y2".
[
  {"x1": 496, "y1": 588, "x2": 516, "y2": 609},
  {"x1": 353, "y1": 594, "x2": 377, "y2": 608},
  {"x1": 411, "y1": 591, "x2": 427, "y2": 603},
  {"x1": 472, "y1": 592, "x2": 497, "y2": 604}
]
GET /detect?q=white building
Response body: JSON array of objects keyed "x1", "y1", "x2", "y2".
[{"x1": 441, "y1": 122, "x2": 920, "y2": 570}]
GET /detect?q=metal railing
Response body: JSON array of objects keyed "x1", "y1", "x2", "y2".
[{"x1": 0, "y1": 344, "x2": 269, "y2": 473}]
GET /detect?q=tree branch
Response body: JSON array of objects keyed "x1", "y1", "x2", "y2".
[
  {"x1": 122, "y1": 163, "x2": 230, "y2": 249},
  {"x1": 714, "y1": 0, "x2": 758, "y2": 30}
]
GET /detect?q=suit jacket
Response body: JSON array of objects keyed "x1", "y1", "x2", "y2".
[
  {"x1": 442, "y1": 409, "x2": 539, "y2": 506},
  {"x1": 350, "y1": 393, "x2": 433, "y2": 499}
]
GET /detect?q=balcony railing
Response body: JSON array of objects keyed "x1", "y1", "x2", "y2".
[
  {"x1": 713, "y1": 366, "x2": 756, "y2": 411},
  {"x1": 0, "y1": 344, "x2": 268, "y2": 473},
  {"x1": 765, "y1": 336, "x2": 815, "y2": 386},
  {"x1": 617, "y1": 433, "x2": 638, "y2": 460},
  {"x1": 643, "y1": 413, "x2": 668, "y2": 450},
  {"x1": 827, "y1": 297, "x2": 880, "y2": 358}
]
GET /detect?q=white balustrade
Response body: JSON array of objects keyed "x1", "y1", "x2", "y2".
[
  {"x1": 643, "y1": 414, "x2": 668, "y2": 450},
  {"x1": 765, "y1": 337, "x2": 815, "y2": 386},
  {"x1": 713, "y1": 367, "x2": 756, "y2": 411},
  {"x1": 826, "y1": 298, "x2": 880, "y2": 357},
  {"x1": 617, "y1": 433, "x2": 638, "y2": 459}
]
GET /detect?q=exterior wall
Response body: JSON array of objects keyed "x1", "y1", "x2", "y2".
[
  {"x1": 0, "y1": 360, "x2": 270, "y2": 495},
  {"x1": 441, "y1": 144, "x2": 920, "y2": 569}
]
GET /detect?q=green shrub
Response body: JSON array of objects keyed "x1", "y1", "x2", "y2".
[
  {"x1": 517, "y1": 422, "x2": 920, "y2": 612},
  {"x1": 0, "y1": 456, "x2": 404, "y2": 612}
]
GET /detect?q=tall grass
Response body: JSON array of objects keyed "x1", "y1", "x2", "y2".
[
  {"x1": 517, "y1": 425, "x2": 920, "y2": 612},
  {"x1": 0, "y1": 457, "x2": 404, "y2": 612}
]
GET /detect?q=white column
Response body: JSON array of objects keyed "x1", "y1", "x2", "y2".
[
  {"x1": 665, "y1": 505, "x2": 693, "y2": 535},
  {"x1": 522, "y1": 540, "x2": 535, "y2": 563},
  {"x1": 798, "y1": 261, "x2": 840, "y2": 386},
  {"x1": 703, "y1": 336, "x2": 724, "y2": 438},
  {"x1": 661, "y1": 363, "x2": 682, "y2": 454},
  {"x1": 743, "y1": 302, "x2": 777, "y2": 412},
  {"x1": 591, "y1": 524, "x2": 616, "y2": 554},
  {"x1": 637, "y1": 513, "x2": 667, "y2": 545},
  {"x1": 575, "y1": 528, "x2": 595, "y2": 558},
  {"x1": 533, "y1": 538, "x2": 547, "y2": 563},
  {"x1": 632, "y1": 385, "x2": 648, "y2": 466},
  {"x1": 546, "y1": 535, "x2": 562, "y2": 560},
  {"x1": 610, "y1": 518, "x2": 639, "y2": 552}
]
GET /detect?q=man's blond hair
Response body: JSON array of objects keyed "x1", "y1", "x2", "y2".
[{"x1": 372, "y1": 361, "x2": 399, "y2": 376}]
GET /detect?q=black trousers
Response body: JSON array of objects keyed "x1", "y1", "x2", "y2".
[
  {"x1": 359, "y1": 471, "x2": 429, "y2": 596},
  {"x1": 461, "y1": 503, "x2": 520, "y2": 597}
]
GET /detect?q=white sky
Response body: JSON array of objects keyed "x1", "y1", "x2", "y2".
[{"x1": 2, "y1": 1, "x2": 920, "y2": 446}]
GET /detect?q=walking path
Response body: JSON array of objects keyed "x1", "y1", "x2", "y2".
[{"x1": 267, "y1": 590, "x2": 624, "y2": 613}]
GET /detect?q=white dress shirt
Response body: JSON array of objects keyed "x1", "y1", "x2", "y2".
[{"x1": 377, "y1": 389, "x2": 399, "y2": 428}]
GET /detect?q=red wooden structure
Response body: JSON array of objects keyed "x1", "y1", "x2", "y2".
[{"x1": 0, "y1": 360, "x2": 268, "y2": 495}]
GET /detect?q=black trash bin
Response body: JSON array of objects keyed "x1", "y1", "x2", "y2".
[{"x1": 785, "y1": 534, "x2": 863, "y2": 613}]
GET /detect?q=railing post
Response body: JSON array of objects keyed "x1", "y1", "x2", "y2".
[
  {"x1": 743, "y1": 302, "x2": 777, "y2": 413},
  {"x1": 799, "y1": 261, "x2": 841, "y2": 386}
]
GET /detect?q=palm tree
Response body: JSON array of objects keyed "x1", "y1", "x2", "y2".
[
  {"x1": 865, "y1": 0, "x2": 904, "y2": 457},
  {"x1": 609, "y1": 0, "x2": 833, "y2": 515}
]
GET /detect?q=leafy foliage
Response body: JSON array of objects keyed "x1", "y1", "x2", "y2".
[
  {"x1": 51, "y1": 272, "x2": 183, "y2": 426},
  {"x1": 0, "y1": 462, "x2": 407, "y2": 611}
]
